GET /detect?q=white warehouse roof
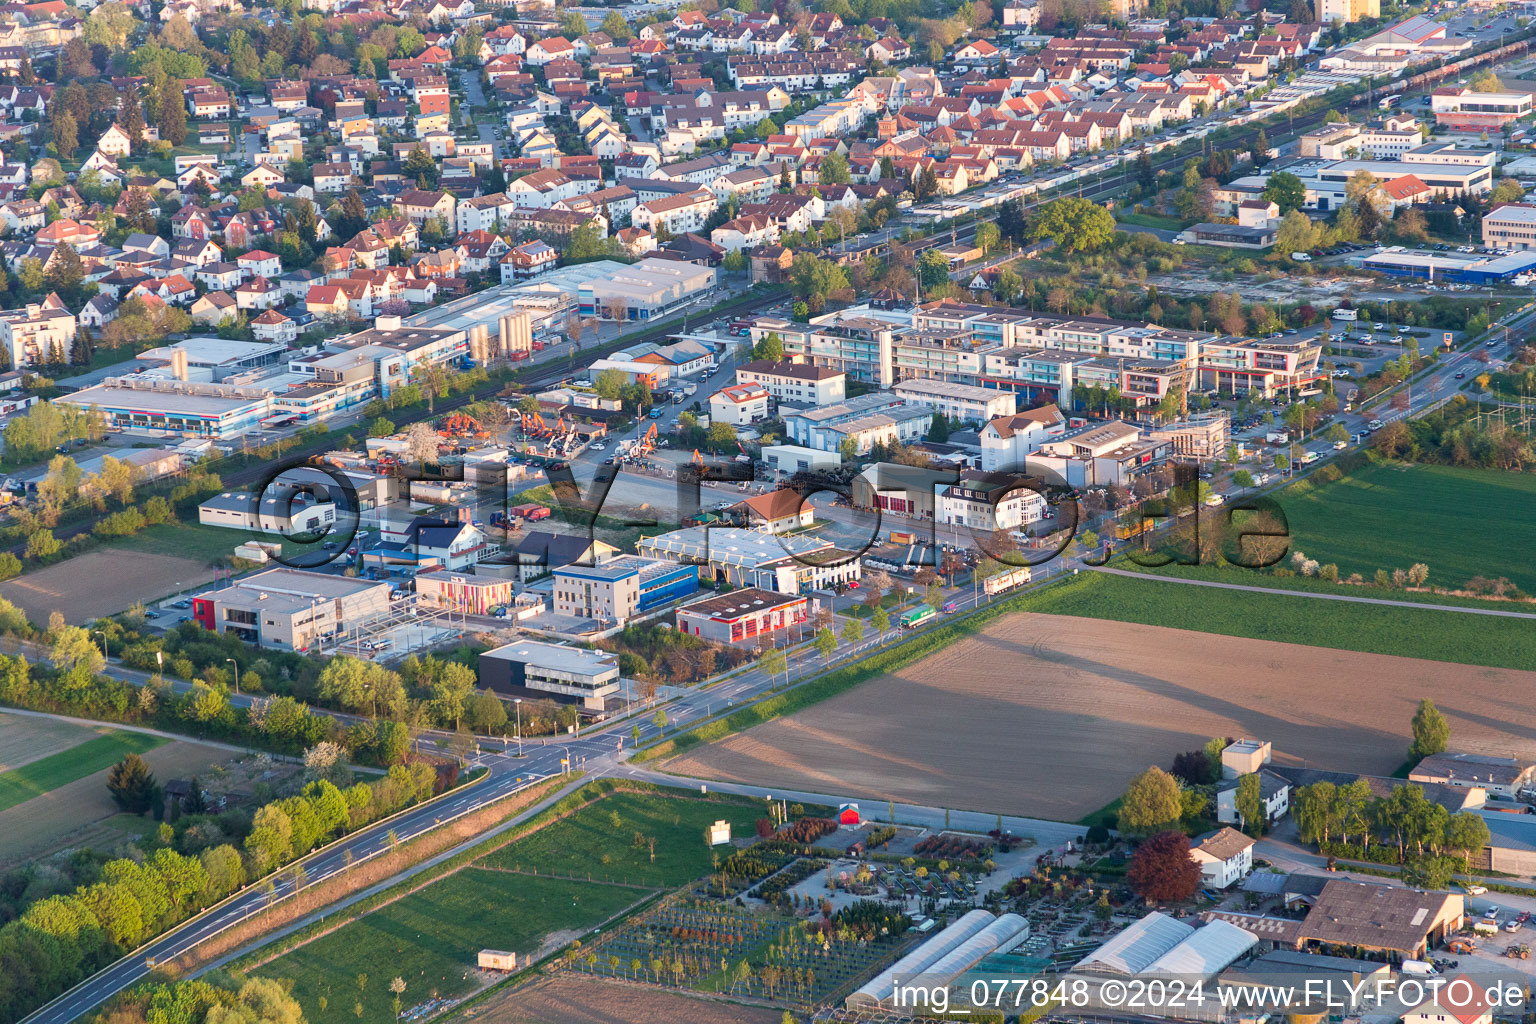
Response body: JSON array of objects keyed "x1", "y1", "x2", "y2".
[
  {"x1": 1077, "y1": 913, "x2": 1194, "y2": 975},
  {"x1": 1144, "y1": 919, "x2": 1259, "y2": 976}
]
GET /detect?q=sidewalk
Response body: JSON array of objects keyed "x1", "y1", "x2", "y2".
[{"x1": 617, "y1": 763, "x2": 1087, "y2": 852}]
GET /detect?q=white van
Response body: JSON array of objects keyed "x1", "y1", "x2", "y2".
[{"x1": 1291, "y1": 252, "x2": 1312, "y2": 262}]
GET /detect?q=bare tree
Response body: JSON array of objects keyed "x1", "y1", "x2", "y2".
[{"x1": 405, "y1": 422, "x2": 438, "y2": 465}]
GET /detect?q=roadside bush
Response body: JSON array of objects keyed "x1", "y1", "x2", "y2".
[{"x1": 93, "y1": 508, "x2": 147, "y2": 538}]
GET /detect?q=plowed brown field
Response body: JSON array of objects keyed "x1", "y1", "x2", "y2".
[
  {"x1": 665, "y1": 613, "x2": 1536, "y2": 820},
  {"x1": 471, "y1": 975, "x2": 782, "y2": 1024}
]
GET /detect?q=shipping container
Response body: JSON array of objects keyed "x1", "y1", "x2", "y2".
[{"x1": 512, "y1": 503, "x2": 551, "y2": 520}]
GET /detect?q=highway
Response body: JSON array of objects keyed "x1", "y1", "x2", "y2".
[{"x1": 21, "y1": 763, "x2": 556, "y2": 1024}]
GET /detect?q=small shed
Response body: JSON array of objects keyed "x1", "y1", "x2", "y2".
[
  {"x1": 838, "y1": 802, "x2": 860, "y2": 827},
  {"x1": 478, "y1": 949, "x2": 517, "y2": 971}
]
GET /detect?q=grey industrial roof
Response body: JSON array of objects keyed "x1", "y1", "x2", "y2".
[{"x1": 481, "y1": 639, "x2": 620, "y2": 678}]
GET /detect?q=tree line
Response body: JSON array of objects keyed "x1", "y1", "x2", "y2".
[{"x1": 0, "y1": 745, "x2": 445, "y2": 1023}]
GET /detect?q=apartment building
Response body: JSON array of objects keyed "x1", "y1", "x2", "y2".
[
  {"x1": 0, "y1": 295, "x2": 76, "y2": 367},
  {"x1": 891, "y1": 378, "x2": 1017, "y2": 424},
  {"x1": 979, "y1": 405, "x2": 1069, "y2": 473},
  {"x1": 734, "y1": 359, "x2": 846, "y2": 406},
  {"x1": 1198, "y1": 336, "x2": 1325, "y2": 397},
  {"x1": 936, "y1": 470, "x2": 1049, "y2": 531},
  {"x1": 630, "y1": 188, "x2": 717, "y2": 236},
  {"x1": 1316, "y1": 0, "x2": 1377, "y2": 23},
  {"x1": 709, "y1": 382, "x2": 771, "y2": 425}
]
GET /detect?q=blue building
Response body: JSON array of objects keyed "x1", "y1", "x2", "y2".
[
  {"x1": 552, "y1": 555, "x2": 698, "y2": 624},
  {"x1": 1361, "y1": 248, "x2": 1536, "y2": 284}
]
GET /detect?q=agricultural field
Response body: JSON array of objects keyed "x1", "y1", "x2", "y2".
[
  {"x1": 0, "y1": 738, "x2": 226, "y2": 865},
  {"x1": 473, "y1": 975, "x2": 783, "y2": 1024},
  {"x1": 1038, "y1": 568, "x2": 1536, "y2": 669},
  {"x1": 254, "y1": 870, "x2": 641, "y2": 1022},
  {"x1": 665, "y1": 611, "x2": 1536, "y2": 822},
  {"x1": 0, "y1": 547, "x2": 210, "y2": 624},
  {"x1": 476, "y1": 791, "x2": 767, "y2": 888},
  {"x1": 1198, "y1": 462, "x2": 1536, "y2": 593},
  {"x1": 0, "y1": 728, "x2": 164, "y2": 812},
  {"x1": 0, "y1": 713, "x2": 106, "y2": 771}
]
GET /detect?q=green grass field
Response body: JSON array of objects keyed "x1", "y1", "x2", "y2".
[
  {"x1": 1250, "y1": 462, "x2": 1536, "y2": 593},
  {"x1": 1023, "y1": 570, "x2": 1536, "y2": 669},
  {"x1": 256, "y1": 870, "x2": 637, "y2": 1023},
  {"x1": 0, "y1": 730, "x2": 165, "y2": 811},
  {"x1": 475, "y1": 792, "x2": 765, "y2": 888},
  {"x1": 107, "y1": 523, "x2": 250, "y2": 565}
]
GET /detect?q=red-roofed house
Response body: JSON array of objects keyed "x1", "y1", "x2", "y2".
[
  {"x1": 237, "y1": 249, "x2": 282, "y2": 279},
  {"x1": 1402, "y1": 977, "x2": 1492, "y2": 1024}
]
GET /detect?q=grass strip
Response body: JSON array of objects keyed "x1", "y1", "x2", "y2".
[{"x1": 0, "y1": 730, "x2": 165, "y2": 811}]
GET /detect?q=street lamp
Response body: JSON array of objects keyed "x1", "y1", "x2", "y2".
[
  {"x1": 92, "y1": 630, "x2": 108, "y2": 662},
  {"x1": 514, "y1": 698, "x2": 522, "y2": 757},
  {"x1": 225, "y1": 658, "x2": 240, "y2": 696}
]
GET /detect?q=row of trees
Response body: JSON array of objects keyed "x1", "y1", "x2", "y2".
[
  {"x1": 1293, "y1": 778, "x2": 1490, "y2": 878},
  {"x1": 93, "y1": 974, "x2": 305, "y2": 1024},
  {"x1": 0, "y1": 752, "x2": 443, "y2": 1023}
]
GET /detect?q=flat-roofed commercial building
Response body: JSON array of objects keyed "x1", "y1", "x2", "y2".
[
  {"x1": 551, "y1": 555, "x2": 698, "y2": 624},
  {"x1": 1431, "y1": 86, "x2": 1534, "y2": 131},
  {"x1": 414, "y1": 566, "x2": 519, "y2": 615},
  {"x1": 56, "y1": 376, "x2": 275, "y2": 439},
  {"x1": 191, "y1": 567, "x2": 391, "y2": 651},
  {"x1": 1146, "y1": 412, "x2": 1232, "y2": 459},
  {"x1": 325, "y1": 315, "x2": 469, "y2": 392},
  {"x1": 783, "y1": 392, "x2": 934, "y2": 454},
  {"x1": 637, "y1": 526, "x2": 860, "y2": 593},
  {"x1": 677, "y1": 587, "x2": 808, "y2": 644},
  {"x1": 137, "y1": 338, "x2": 289, "y2": 382},
  {"x1": 1483, "y1": 202, "x2": 1536, "y2": 250},
  {"x1": 577, "y1": 258, "x2": 717, "y2": 322},
  {"x1": 1303, "y1": 158, "x2": 1494, "y2": 204},
  {"x1": 478, "y1": 639, "x2": 620, "y2": 709}
]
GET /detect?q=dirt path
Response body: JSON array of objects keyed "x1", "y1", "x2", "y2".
[{"x1": 665, "y1": 613, "x2": 1536, "y2": 821}]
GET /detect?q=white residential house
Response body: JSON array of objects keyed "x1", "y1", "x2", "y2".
[
  {"x1": 709, "y1": 383, "x2": 771, "y2": 425},
  {"x1": 1216, "y1": 770, "x2": 1292, "y2": 829},
  {"x1": 979, "y1": 406, "x2": 1068, "y2": 473},
  {"x1": 1189, "y1": 828, "x2": 1255, "y2": 889}
]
